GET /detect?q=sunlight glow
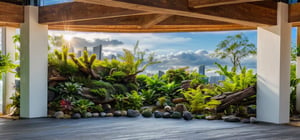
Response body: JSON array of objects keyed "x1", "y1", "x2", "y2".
[{"x1": 64, "y1": 35, "x2": 73, "y2": 42}]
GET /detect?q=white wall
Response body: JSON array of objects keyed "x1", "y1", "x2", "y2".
[
  {"x1": 257, "y1": 2, "x2": 291, "y2": 124},
  {"x1": 20, "y1": 6, "x2": 48, "y2": 118}
]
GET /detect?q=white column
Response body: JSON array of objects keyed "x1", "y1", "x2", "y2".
[
  {"x1": 257, "y1": 2, "x2": 291, "y2": 124},
  {"x1": 20, "y1": 6, "x2": 48, "y2": 118},
  {"x1": 296, "y1": 27, "x2": 300, "y2": 112},
  {"x1": 1, "y1": 27, "x2": 16, "y2": 115}
]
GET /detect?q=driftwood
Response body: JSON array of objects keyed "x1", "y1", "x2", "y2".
[
  {"x1": 211, "y1": 86, "x2": 256, "y2": 112},
  {"x1": 172, "y1": 98, "x2": 187, "y2": 104},
  {"x1": 49, "y1": 76, "x2": 68, "y2": 82}
]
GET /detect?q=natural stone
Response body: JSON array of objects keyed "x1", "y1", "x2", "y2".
[
  {"x1": 171, "y1": 112, "x2": 182, "y2": 119},
  {"x1": 205, "y1": 115, "x2": 216, "y2": 120},
  {"x1": 163, "y1": 112, "x2": 171, "y2": 118},
  {"x1": 164, "y1": 106, "x2": 172, "y2": 112},
  {"x1": 142, "y1": 110, "x2": 153, "y2": 118},
  {"x1": 121, "y1": 110, "x2": 127, "y2": 116},
  {"x1": 241, "y1": 118, "x2": 250, "y2": 123},
  {"x1": 250, "y1": 117, "x2": 258, "y2": 123},
  {"x1": 224, "y1": 116, "x2": 241, "y2": 122},
  {"x1": 84, "y1": 112, "x2": 93, "y2": 118},
  {"x1": 174, "y1": 104, "x2": 187, "y2": 114},
  {"x1": 92, "y1": 113, "x2": 100, "y2": 117},
  {"x1": 127, "y1": 109, "x2": 140, "y2": 117},
  {"x1": 71, "y1": 113, "x2": 81, "y2": 119},
  {"x1": 54, "y1": 111, "x2": 64, "y2": 119},
  {"x1": 100, "y1": 112, "x2": 106, "y2": 117},
  {"x1": 183, "y1": 111, "x2": 193, "y2": 120},
  {"x1": 106, "y1": 113, "x2": 114, "y2": 117},
  {"x1": 114, "y1": 111, "x2": 122, "y2": 117},
  {"x1": 222, "y1": 115, "x2": 235, "y2": 120},
  {"x1": 154, "y1": 111, "x2": 163, "y2": 118}
]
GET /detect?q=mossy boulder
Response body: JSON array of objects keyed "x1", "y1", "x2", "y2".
[
  {"x1": 171, "y1": 112, "x2": 182, "y2": 119},
  {"x1": 142, "y1": 110, "x2": 152, "y2": 118},
  {"x1": 154, "y1": 111, "x2": 163, "y2": 118}
]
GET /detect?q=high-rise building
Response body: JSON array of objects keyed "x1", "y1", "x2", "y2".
[
  {"x1": 93, "y1": 45, "x2": 103, "y2": 60},
  {"x1": 77, "y1": 50, "x2": 82, "y2": 58},
  {"x1": 198, "y1": 65, "x2": 205, "y2": 75},
  {"x1": 111, "y1": 55, "x2": 117, "y2": 60},
  {"x1": 209, "y1": 75, "x2": 226, "y2": 85},
  {"x1": 158, "y1": 70, "x2": 165, "y2": 78}
]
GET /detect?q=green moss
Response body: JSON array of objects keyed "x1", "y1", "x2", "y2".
[{"x1": 113, "y1": 84, "x2": 128, "y2": 95}]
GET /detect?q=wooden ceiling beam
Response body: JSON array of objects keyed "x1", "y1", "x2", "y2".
[
  {"x1": 39, "y1": 2, "x2": 151, "y2": 24},
  {"x1": 193, "y1": 3, "x2": 277, "y2": 25},
  {"x1": 289, "y1": 3, "x2": 300, "y2": 23},
  {"x1": 50, "y1": 15, "x2": 231, "y2": 26},
  {"x1": 74, "y1": 0, "x2": 275, "y2": 27},
  {"x1": 0, "y1": 2, "x2": 23, "y2": 24},
  {"x1": 49, "y1": 24, "x2": 255, "y2": 33},
  {"x1": 140, "y1": 14, "x2": 171, "y2": 28},
  {"x1": 188, "y1": 0, "x2": 268, "y2": 8}
]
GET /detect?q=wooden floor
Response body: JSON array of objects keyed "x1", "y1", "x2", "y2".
[{"x1": 0, "y1": 117, "x2": 300, "y2": 140}]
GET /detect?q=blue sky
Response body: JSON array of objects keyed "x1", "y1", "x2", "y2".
[{"x1": 50, "y1": 28, "x2": 298, "y2": 75}]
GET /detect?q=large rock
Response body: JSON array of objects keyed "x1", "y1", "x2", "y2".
[
  {"x1": 241, "y1": 118, "x2": 250, "y2": 123},
  {"x1": 183, "y1": 111, "x2": 193, "y2": 121},
  {"x1": 154, "y1": 111, "x2": 163, "y2": 118},
  {"x1": 224, "y1": 116, "x2": 241, "y2": 122},
  {"x1": 164, "y1": 106, "x2": 172, "y2": 112},
  {"x1": 114, "y1": 111, "x2": 122, "y2": 117},
  {"x1": 127, "y1": 109, "x2": 140, "y2": 117},
  {"x1": 163, "y1": 112, "x2": 171, "y2": 118},
  {"x1": 250, "y1": 117, "x2": 258, "y2": 123},
  {"x1": 83, "y1": 112, "x2": 93, "y2": 118},
  {"x1": 121, "y1": 110, "x2": 127, "y2": 116},
  {"x1": 92, "y1": 113, "x2": 100, "y2": 117},
  {"x1": 174, "y1": 104, "x2": 187, "y2": 114},
  {"x1": 72, "y1": 113, "x2": 81, "y2": 119},
  {"x1": 54, "y1": 111, "x2": 64, "y2": 119},
  {"x1": 100, "y1": 112, "x2": 106, "y2": 117},
  {"x1": 106, "y1": 113, "x2": 114, "y2": 117},
  {"x1": 171, "y1": 112, "x2": 182, "y2": 119},
  {"x1": 142, "y1": 110, "x2": 152, "y2": 118},
  {"x1": 206, "y1": 115, "x2": 216, "y2": 120}
]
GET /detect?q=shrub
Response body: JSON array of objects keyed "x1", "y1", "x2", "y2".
[
  {"x1": 90, "y1": 88, "x2": 107, "y2": 98},
  {"x1": 56, "y1": 82, "x2": 83, "y2": 99},
  {"x1": 125, "y1": 91, "x2": 144, "y2": 110},
  {"x1": 141, "y1": 89, "x2": 156, "y2": 106},
  {"x1": 72, "y1": 99, "x2": 94, "y2": 114},
  {"x1": 88, "y1": 80, "x2": 115, "y2": 95},
  {"x1": 113, "y1": 84, "x2": 128, "y2": 95},
  {"x1": 182, "y1": 87, "x2": 220, "y2": 114}
]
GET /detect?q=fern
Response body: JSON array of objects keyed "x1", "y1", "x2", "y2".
[{"x1": 182, "y1": 87, "x2": 219, "y2": 114}]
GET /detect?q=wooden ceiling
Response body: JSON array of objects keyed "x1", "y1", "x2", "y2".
[{"x1": 1, "y1": 0, "x2": 300, "y2": 32}]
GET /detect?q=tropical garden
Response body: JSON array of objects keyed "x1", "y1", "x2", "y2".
[{"x1": 2, "y1": 33, "x2": 298, "y2": 123}]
